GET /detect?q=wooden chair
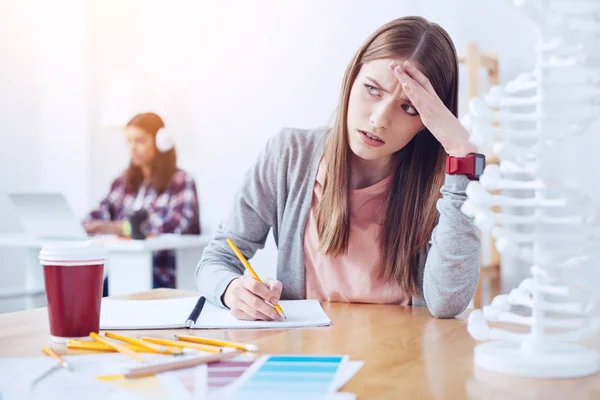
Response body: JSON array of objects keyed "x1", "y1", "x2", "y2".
[{"x1": 459, "y1": 43, "x2": 502, "y2": 308}]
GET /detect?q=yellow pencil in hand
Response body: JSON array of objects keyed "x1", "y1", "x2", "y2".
[{"x1": 226, "y1": 238, "x2": 286, "y2": 320}]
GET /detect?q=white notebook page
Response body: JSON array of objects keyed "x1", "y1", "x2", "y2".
[
  {"x1": 100, "y1": 297, "x2": 331, "y2": 330},
  {"x1": 194, "y1": 299, "x2": 331, "y2": 329},
  {"x1": 100, "y1": 297, "x2": 199, "y2": 329}
]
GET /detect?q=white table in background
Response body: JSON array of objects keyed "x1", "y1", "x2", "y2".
[
  {"x1": 99, "y1": 234, "x2": 211, "y2": 295},
  {"x1": 0, "y1": 234, "x2": 212, "y2": 306}
]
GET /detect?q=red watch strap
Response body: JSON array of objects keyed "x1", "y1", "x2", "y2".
[{"x1": 446, "y1": 154, "x2": 476, "y2": 177}]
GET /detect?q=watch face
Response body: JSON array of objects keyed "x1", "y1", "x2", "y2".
[{"x1": 474, "y1": 153, "x2": 486, "y2": 176}]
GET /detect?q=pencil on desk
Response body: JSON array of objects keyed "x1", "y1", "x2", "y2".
[
  {"x1": 226, "y1": 238, "x2": 286, "y2": 320},
  {"x1": 90, "y1": 332, "x2": 144, "y2": 362},
  {"x1": 67, "y1": 340, "x2": 157, "y2": 354},
  {"x1": 141, "y1": 336, "x2": 222, "y2": 353},
  {"x1": 42, "y1": 345, "x2": 71, "y2": 370},
  {"x1": 105, "y1": 332, "x2": 183, "y2": 355},
  {"x1": 175, "y1": 334, "x2": 259, "y2": 352},
  {"x1": 33, "y1": 345, "x2": 73, "y2": 388},
  {"x1": 97, "y1": 349, "x2": 241, "y2": 381}
]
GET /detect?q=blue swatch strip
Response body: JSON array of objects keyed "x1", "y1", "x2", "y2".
[
  {"x1": 258, "y1": 364, "x2": 339, "y2": 373},
  {"x1": 231, "y1": 355, "x2": 343, "y2": 399},
  {"x1": 252, "y1": 372, "x2": 335, "y2": 382},
  {"x1": 267, "y1": 356, "x2": 343, "y2": 363},
  {"x1": 242, "y1": 381, "x2": 331, "y2": 391}
]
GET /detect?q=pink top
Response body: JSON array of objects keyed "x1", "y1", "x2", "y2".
[{"x1": 303, "y1": 159, "x2": 410, "y2": 305}]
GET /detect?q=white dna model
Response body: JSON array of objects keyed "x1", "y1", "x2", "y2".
[{"x1": 461, "y1": 0, "x2": 600, "y2": 377}]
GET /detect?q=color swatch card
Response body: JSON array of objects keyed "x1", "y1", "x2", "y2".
[
  {"x1": 207, "y1": 360, "x2": 256, "y2": 391},
  {"x1": 168, "y1": 357, "x2": 257, "y2": 398},
  {"x1": 225, "y1": 355, "x2": 348, "y2": 400},
  {"x1": 167, "y1": 355, "x2": 362, "y2": 400}
]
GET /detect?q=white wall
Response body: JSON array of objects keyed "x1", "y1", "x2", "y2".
[
  {"x1": 1, "y1": 0, "x2": 595, "y2": 310},
  {"x1": 0, "y1": 0, "x2": 92, "y2": 311}
]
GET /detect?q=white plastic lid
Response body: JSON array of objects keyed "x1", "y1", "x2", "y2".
[{"x1": 39, "y1": 240, "x2": 107, "y2": 264}]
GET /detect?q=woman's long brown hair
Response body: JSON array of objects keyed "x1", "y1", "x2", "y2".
[
  {"x1": 125, "y1": 112, "x2": 177, "y2": 194},
  {"x1": 316, "y1": 16, "x2": 458, "y2": 296}
]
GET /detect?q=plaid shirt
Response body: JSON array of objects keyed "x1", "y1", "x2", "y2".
[{"x1": 85, "y1": 168, "x2": 200, "y2": 288}]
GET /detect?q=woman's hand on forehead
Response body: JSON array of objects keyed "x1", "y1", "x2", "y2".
[{"x1": 390, "y1": 61, "x2": 477, "y2": 157}]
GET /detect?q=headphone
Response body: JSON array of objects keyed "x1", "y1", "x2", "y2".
[{"x1": 155, "y1": 127, "x2": 175, "y2": 153}]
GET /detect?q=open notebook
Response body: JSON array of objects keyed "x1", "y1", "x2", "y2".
[{"x1": 99, "y1": 297, "x2": 331, "y2": 330}]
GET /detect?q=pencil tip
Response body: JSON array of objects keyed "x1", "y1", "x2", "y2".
[{"x1": 246, "y1": 344, "x2": 260, "y2": 352}]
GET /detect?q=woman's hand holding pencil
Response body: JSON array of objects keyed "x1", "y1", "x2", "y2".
[
  {"x1": 223, "y1": 276, "x2": 284, "y2": 321},
  {"x1": 223, "y1": 238, "x2": 286, "y2": 321}
]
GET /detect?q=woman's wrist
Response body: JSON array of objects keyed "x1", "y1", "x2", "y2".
[
  {"x1": 440, "y1": 121, "x2": 478, "y2": 157},
  {"x1": 445, "y1": 142, "x2": 478, "y2": 158}
]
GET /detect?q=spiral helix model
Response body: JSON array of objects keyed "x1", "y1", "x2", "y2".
[{"x1": 461, "y1": 0, "x2": 600, "y2": 377}]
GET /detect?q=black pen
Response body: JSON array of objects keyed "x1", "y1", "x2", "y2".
[{"x1": 185, "y1": 296, "x2": 206, "y2": 328}]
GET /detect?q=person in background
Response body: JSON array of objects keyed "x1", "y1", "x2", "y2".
[{"x1": 84, "y1": 112, "x2": 200, "y2": 293}]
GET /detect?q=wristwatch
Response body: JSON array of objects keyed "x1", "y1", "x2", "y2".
[{"x1": 446, "y1": 152, "x2": 486, "y2": 180}]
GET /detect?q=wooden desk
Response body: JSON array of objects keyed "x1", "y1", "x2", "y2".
[{"x1": 1, "y1": 289, "x2": 599, "y2": 399}]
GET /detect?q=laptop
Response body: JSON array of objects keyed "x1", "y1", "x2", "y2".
[{"x1": 8, "y1": 193, "x2": 89, "y2": 241}]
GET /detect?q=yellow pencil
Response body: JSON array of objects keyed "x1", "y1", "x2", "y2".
[
  {"x1": 42, "y1": 345, "x2": 71, "y2": 370},
  {"x1": 67, "y1": 340, "x2": 157, "y2": 354},
  {"x1": 175, "y1": 334, "x2": 259, "y2": 352},
  {"x1": 33, "y1": 345, "x2": 73, "y2": 387},
  {"x1": 90, "y1": 332, "x2": 143, "y2": 362},
  {"x1": 105, "y1": 332, "x2": 184, "y2": 355},
  {"x1": 141, "y1": 337, "x2": 222, "y2": 353},
  {"x1": 226, "y1": 238, "x2": 286, "y2": 319}
]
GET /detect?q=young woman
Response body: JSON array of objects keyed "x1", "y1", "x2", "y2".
[
  {"x1": 85, "y1": 112, "x2": 201, "y2": 290},
  {"x1": 197, "y1": 16, "x2": 480, "y2": 319}
]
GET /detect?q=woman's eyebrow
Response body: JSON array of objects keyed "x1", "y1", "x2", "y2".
[
  {"x1": 365, "y1": 76, "x2": 390, "y2": 94},
  {"x1": 365, "y1": 76, "x2": 413, "y2": 104}
]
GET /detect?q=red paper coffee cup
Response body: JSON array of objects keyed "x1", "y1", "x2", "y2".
[{"x1": 39, "y1": 241, "x2": 107, "y2": 343}]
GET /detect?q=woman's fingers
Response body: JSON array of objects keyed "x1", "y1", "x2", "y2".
[
  {"x1": 225, "y1": 276, "x2": 285, "y2": 321},
  {"x1": 83, "y1": 221, "x2": 102, "y2": 234},
  {"x1": 239, "y1": 290, "x2": 283, "y2": 321},
  {"x1": 242, "y1": 277, "x2": 275, "y2": 302},
  {"x1": 391, "y1": 63, "x2": 428, "y2": 111},
  {"x1": 242, "y1": 288, "x2": 283, "y2": 321},
  {"x1": 401, "y1": 61, "x2": 437, "y2": 95},
  {"x1": 265, "y1": 279, "x2": 283, "y2": 303},
  {"x1": 237, "y1": 299, "x2": 272, "y2": 321},
  {"x1": 230, "y1": 307, "x2": 255, "y2": 321}
]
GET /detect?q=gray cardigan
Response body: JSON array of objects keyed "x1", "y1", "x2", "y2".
[{"x1": 195, "y1": 127, "x2": 480, "y2": 318}]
